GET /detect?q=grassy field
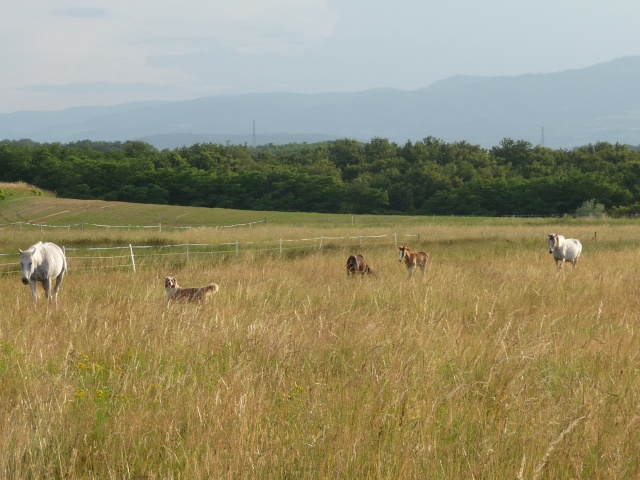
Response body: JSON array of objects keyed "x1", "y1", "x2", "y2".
[{"x1": 1, "y1": 190, "x2": 640, "y2": 478}]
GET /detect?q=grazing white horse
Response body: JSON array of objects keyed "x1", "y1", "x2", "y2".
[
  {"x1": 548, "y1": 233, "x2": 582, "y2": 269},
  {"x1": 19, "y1": 241, "x2": 67, "y2": 304},
  {"x1": 398, "y1": 245, "x2": 429, "y2": 278}
]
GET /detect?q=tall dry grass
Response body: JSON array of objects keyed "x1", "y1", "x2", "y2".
[{"x1": 1, "y1": 221, "x2": 640, "y2": 478}]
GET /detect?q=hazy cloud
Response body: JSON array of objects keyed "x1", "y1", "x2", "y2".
[
  {"x1": 1, "y1": 0, "x2": 640, "y2": 113},
  {"x1": 53, "y1": 7, "x2": 109, "y2": 18},
  {"x1": 19, "y1": 82, "x2": 177, "y2": 95}
]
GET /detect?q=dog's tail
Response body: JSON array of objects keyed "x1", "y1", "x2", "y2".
[{"x1": 206, "y1": 283, "x2": 220, "y2": 294}]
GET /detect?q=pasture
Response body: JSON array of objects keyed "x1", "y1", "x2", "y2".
[{"x1": 1, "y1": 206, "x2": 640, "y2": 478}]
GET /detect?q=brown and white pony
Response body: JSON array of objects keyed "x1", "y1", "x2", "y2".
[
  {"x1": 346, "y1": 254, "x2": 374, "y2": 276},
  {"x1": 398, "y1": 245, "x2": 429, "y2": 278}
]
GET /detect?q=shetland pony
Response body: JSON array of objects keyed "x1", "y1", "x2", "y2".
[
  {"x1": 165, "y1": 276, "x2": 219, "y2": 303},
  {"x1": 19, "y1": 241, "x2": 67, "y2": 304},
  {"x1": 346, "y1": 254, "x2": 374, "y2": 276},
  {"x1": 398, "y1": 245, "x2": 429, "y2": 278},
  {"x1": 548, "y1": 233, "x2": 582, "y2": 269}
]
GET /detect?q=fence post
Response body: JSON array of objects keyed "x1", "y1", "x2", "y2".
[
  {"x1": 129, "y1": 244, "x2": 136, "y2": 273},
  {"x1": 319, "y1": 236, "x2": 323, "y2": 249},
  {"x1": 418, "y1": 233, "x2": 421, "y2": 243},
  {"x1": 186, "y1": 243, "x2": 190, "y2": 261},
  {"x1": 394, "y1": 232, "x2": 397, "y2": 247},
  {"x1": 279, "y1": 239, "x2": 283, "y2": 255},
  {"x1": 359, "y1": 235, "x2": 362, "y2": 248},
  {"x1": 235, "y1": 240, "x2": 239, "y2": 256},
  {"x1": 159, "y1": 223, "x2": 162, "y2": 233}
]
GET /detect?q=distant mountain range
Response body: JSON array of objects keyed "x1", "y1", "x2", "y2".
[{"x1": 2, "y1": 56, "x2": 640, "y2": 149}]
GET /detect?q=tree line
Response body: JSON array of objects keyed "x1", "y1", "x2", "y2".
[{"x1": 1, "y1": 137, "x2": 640, "y2": 217}]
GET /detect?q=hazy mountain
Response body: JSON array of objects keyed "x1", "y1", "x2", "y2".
[{"x1": 2, "y1": 56, "x2": 640, "y2": 149}]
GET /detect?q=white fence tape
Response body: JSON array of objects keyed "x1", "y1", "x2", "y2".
[
  {"x1": 0, "y1": 220, "x2": 265, "y2": 230},
  {"x1": 0, "y1": 232, "x2": 420, "y2": 273}
]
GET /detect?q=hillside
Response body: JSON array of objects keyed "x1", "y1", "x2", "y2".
[
  {"x1": 1, "y1": 57, "x2": 640, "y2": 149},
  {"x1": 0, "y1": 187, "x2": 414, "y2": 228}
]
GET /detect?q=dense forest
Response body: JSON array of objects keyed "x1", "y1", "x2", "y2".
[{"x1": 1, "y1": 137, "x2": 640, "y2": 217}]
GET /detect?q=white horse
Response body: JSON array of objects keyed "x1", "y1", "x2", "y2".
[
  {"x1": 19, "y1": 241, "x2": 67, "y2": 304},
  {"x1": 548, "y1": 233, "x2": 582, "y2": 269}
]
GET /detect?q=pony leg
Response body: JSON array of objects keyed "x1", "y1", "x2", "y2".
[{"x1": 407, "y1": 266, "x2": 415, "y2": 278}]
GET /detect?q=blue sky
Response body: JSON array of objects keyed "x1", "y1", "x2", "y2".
[{"x1": 2, "y1": 0, "x2": 640, "y2": 113}]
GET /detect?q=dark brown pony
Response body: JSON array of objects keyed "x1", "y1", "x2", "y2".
[
  {"x1": 346, "y1": 254, "x2": 374, "y2": 276},
  {"x1": 398, "y1": 245, "x2": 429, "y2": 278}
]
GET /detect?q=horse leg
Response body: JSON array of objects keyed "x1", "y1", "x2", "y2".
[
  {"x1": 53, "y1": 273, "x2": 65, "y2": 301},
  {"x1": 29, "y1": 281, "x2": 38, "y2": 304},
  {"x1": 43, "y1": 278, "x2": 53, "y2": 301}
]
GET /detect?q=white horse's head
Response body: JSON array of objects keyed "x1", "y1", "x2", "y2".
[
  {"x1": 19, "y1": 248, "x2": 35, "y2": 285},
  {"x1": 548, "y1": 233, "x2": 562, "y2": 253}
]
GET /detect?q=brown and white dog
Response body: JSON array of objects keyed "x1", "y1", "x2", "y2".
[{"x1": 164, "y1": 276, "x2": 219, "y2": 303}]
